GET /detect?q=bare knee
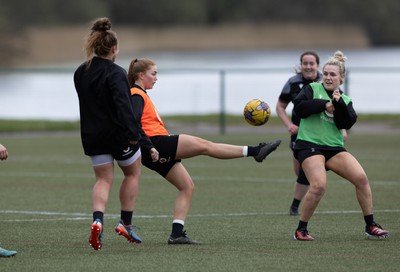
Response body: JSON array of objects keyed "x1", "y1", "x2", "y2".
[
  {"x1": 125, "y1": 172, "x2": 141, "y2": 181},
  {"x1": 95, "y1": 175, "x2": 114, "y2": 187},
  {"x1": 120, "y1": 161, "x2": 141, "y2": 177},
  {"x1": 309, "y1": 184, "x2": 326, "y2": 199},
  {"x1": 195, "y1": 138, "x2": 213, "y2": 155},
  {"x1": 353, "y1": 173, "x2": 370, "y2": 189},
  {"x1": 182, "y1": 180, "x2": 195, "y2": 196},
  {"x1": 168, "y1": 174, "x2": 195, "y2": 196}
]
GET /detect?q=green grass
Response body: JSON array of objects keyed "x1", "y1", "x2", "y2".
[
  {"x1": 0, "y1": 119, "x2": 80, "y2": 132},
  {"x1": 0, "y1": 130, "x2": 399, "y2": 271}
]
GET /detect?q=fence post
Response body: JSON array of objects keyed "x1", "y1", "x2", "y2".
[{"x1": 219, "y1": 70, "x2": 226, "y2": 134}]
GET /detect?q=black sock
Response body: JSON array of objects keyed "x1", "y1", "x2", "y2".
[
  {"x1": 364, "y1": 214, "x2": 374, "y2": 226},
  {"x1": 247, "y1": 145, "x2": 260, "y2": 157},
  {"x1": 297, "y1": 220, "x2": 308, "y2": 231},
  {"x1": 171, "y1": 223, "x2": 184, "y2": 238},
  {"x1": 93, "y1": 211, "x2": 104, "y2": 223},
  {"x1": 291, "y1": 199, "x2": 301, "y2": 208},
  {"x1": 121, "y1": 210, "x2": 133, "y2": 225}
]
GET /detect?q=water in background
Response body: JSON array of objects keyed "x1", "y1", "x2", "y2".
[{"x1": 1, "y1": 48, "x2": 400, "y2": 120}]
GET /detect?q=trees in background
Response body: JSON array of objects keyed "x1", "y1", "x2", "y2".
[
  {"x1": 106, "y1": 0, "x2": 400, "y2": 46},
  {"x1": 0, "y1": 0, "x2": 399, "y2": 65}
]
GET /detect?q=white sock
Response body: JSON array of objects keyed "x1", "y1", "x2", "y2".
[
  {"x1": 173, "y1": 219, "x2": 185, "y2": 226},
  {"x1": 242, "y1": 146, "x2": 248, "y2": 157}
]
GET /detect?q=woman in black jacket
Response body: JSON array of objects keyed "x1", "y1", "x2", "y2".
[{"x1": 74, "y1": 17, "x2": 158, "y2": 251}]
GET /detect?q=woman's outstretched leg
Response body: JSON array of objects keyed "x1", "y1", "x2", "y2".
[{"x1": 175, "y1": 134, "x2": 280, "y2": 162}]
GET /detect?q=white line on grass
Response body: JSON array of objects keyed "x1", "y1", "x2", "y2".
[
  {"x1": 0, "y1": 209, "x2": 399, "y2": 222},
  {"x1": 0, "y1": 172, "x2": 398, "y2": 185}
]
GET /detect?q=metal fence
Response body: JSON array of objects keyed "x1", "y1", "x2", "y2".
[{"x1": 1, "y1": 67, "x2": 399, "y2": 134}]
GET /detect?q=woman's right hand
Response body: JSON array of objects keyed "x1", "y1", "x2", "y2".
[
  {"x1": 325, "y1": 102, "x2": 335, "y2": 114},
  {"x1": 287, "y1": 123, "x2": 298, "y2": 135}
]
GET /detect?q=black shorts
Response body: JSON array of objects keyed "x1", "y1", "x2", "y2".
[
  {"x1": 141, "y1": 135, "x2": 181, "y2": 178},
  {"x1": 290, "y1": 135, "x2": 309, "y2": 185},
  {"x1": 294, "y1": 147, "x2": 346, "y2": 166},
  {"x1": 112, "y1": 143, "x2": 140, "y2": 161},
  {"x1": 290, "y1": 134, "x2": 297, "y2": 151}
]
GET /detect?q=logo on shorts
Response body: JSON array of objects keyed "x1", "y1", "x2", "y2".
[
  {"x1": 122, "y1": 147, "x2": 133, "y2": 157},
  {"x1": 159, "y1": 157, "x2": 170, "y2": 163}
]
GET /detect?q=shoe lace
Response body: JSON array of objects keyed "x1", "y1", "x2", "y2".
[
  {"x1": 367, "y1": 222, "x2": 383, "y2": 232},
  {"x1": 126, "y1": 224, "x2": 141, "y2": 232},
  {"x1": 181, "y1": 230, "x2": 188, "y2": 237},
  {"x1": 372, "y1": 223, "x2": 382, "y2": 228}
]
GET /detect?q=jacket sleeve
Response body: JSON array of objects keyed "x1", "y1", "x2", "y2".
[
  {"x1": 293, "y1": 85, "x2": 329, "y2": 118},
  {"x1": 278, "y1": 80, "x2": 291, "y2": 102},
  {"x1": 130, "y1": 94, "x2": 155, "y2": 153},
  {"x1": 332, "y1": 97, "x2": 357, "y2": 129},
  {"x1": 109, "y1": 68, "x2": 141, "y2": 142}
]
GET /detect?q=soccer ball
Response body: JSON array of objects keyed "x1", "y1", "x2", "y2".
[{"x1": 243, "y1": 99, "x2": 271, "y2": 126}]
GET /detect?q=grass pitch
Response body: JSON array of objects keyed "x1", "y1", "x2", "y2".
[{"x1": 0, "y1": 130, "x2": 399, "y2": 271}]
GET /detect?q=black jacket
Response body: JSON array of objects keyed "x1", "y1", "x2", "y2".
[
  {"x1": 278, "y1": 72, "x2": 322, "y2": 126},
  {"x1": 293, "y1": 84, "x2": 357, "y2": 130},
  {"x1": 74, "y1": 57, "x2": 140, "y2": 155}
]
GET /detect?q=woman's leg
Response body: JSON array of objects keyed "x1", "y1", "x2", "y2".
[
  {"x1": 326, "y1": 152, "x2": 389, "y2": 239},
  {"x1": 299, "y1": 155, "x2": 327, "y2": 222},
  {"x1": 293, "y1": 155, "x2": 301, "y2": 177},
  {"x1": 92, "y1": 163, "x2": 115, "y2": 213},
  {"x1": 175, "y1": 134, "x2": 244, "y2": 159},
  {"x1": 119, "y1": 158, "x2": 142, "y2": 212},
  {"x1": 114, "y1": 158, "x2": 143, "y2": 243},
  {"x1": 326, "y1": 152, "x2": 372, "y2": 215},
  {"x1": 165, "y1": 162, "x2": 200, "y2": 244},
  {"x1": 294, "y1": 155, "x2": 327, "y2": 240},
  {"x1": 165, "y1": 162, "x2": 195, "y2": 221},
  {"x1": 90, "y1": 162, "x2": 114, "y2": 250},
  {"x1": 290, "y1": 158, "x2": 309, "y2": 215},
  {"x1": 292, "y1": 157, "x2": 309, "y2": 203}
]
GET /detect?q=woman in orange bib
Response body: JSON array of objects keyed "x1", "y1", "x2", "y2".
[{"x1": 128, "y1": 58, "x2": 281, "y2": 245}]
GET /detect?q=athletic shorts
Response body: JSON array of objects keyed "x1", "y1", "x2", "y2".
[
  {"x1": 290, "y1": 134, "x2": 297, "y2": 151},
  {"x1": 289, "y1": 134, "x2": 309, "y2": 185},
  {"x1": 141, "y1": 135, "x2": 181, "y2": 178},
  {"x1": 294, "y1": 147, "x2": 346, "y2": 166},
  {"x1": 90, "y1": 143, "x2": 141, "y2": 167}
]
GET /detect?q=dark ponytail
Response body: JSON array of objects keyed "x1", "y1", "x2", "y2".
[{"x1": 83, "y1": 17, "x2": 118, "y2": 62}]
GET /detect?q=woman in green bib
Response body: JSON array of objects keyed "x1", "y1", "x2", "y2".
[{"x1": 292, "y1": 51, "x2": 389, "y2": 241}]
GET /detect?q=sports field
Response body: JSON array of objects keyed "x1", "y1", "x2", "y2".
[{"x1": 0, "y1": 129, "x2": 399, "y2": 271}]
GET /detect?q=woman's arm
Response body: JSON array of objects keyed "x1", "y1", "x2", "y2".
[
  {"x1": 293, "y1": 85, "x2": 329, "y2": 118},
  {"x1": 332, "y1": 97, "x2": 357, "y2": 129},
  {"x1": 130, "y1": 94, "x2": 155, "y2": 151}
]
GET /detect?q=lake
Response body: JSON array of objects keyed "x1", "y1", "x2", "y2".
[{"x1": 1, "y1": 48, "x2": 399, "y2": 121}]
